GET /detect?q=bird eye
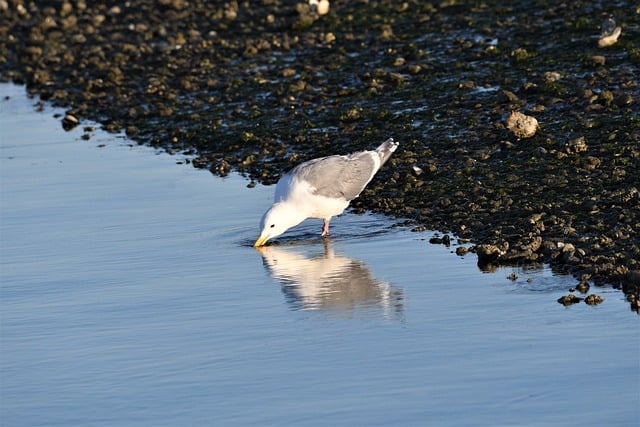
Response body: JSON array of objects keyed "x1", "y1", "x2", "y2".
[{"x1": 270, "y1": 224, "x2": 275, "y2": 228}]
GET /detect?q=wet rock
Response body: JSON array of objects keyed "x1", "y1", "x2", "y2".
[
  {"x1": 533, "y1": 146, "x2": 548, "y2": 156},
  {"x1": 211, "y1": 159, "x2": 231, "y2": 176},
  {"x1": 565, "y1": 136, "x2": 587, "y2": 154},
  {"x1": 559, "y1": 242, "x2": 576, "y2": 262},
  {"x1": 544, "y1": 71, "x2": 562, "y2": 83},
  {"x1": 598, "y1": 18, "x2": 621, "y2": 48},
  {"x1": 62, "y1": 114, "x2": 79, "y2": 130},
  {"x1": 429, "y1": 234, "x2": 451, "y2": 246},
  {"x1": 309, "y1": 0, "x2": 330, "y2": 16},
  {"x1": 510, "y1": 47, "x2": 532, "y2": 62},
  {"x1": 502, "y1": 90, "x2": 520, "y2": 103},
  {"x1": 557, "y1": 294, "x2": 582, "y2": 306},
  {"x1": 576, "y1": 281, "x2": 590, "y2": 293},
  {"x1": 522, "y1": 235, "x2": 542, "y2": 252},
  {"x1": 506, "y1": 111, "x2": 538, "y2": 138},
  {"x1": 476, "y1": 243, "x2": 506, "y2": 264},
  {"x1": 584, "y1": 294, "x2": 604, "y2": 305},
  {"x1": 455, "y1": 246, "x2": 468, "y2": 256}
]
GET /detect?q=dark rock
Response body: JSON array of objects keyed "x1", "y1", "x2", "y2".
[
  {"x1": 576, "y1": 281, "x2": 590, "y2": 293},
  {"x1": 584, "y1": 294, "x2": 604, "y2": 305},
  {"x1": 62, "y1": 114, "x2": 78, "y2": 130},
  {"x1": 455, "y1": 246, "x2": 468, "y2": 256},
  {"x1": 557, "y1": 294, "x2": 582, "y2": 306},
  {"x1": 476, "y1": 244, "x2": 505, "y2": 264}
]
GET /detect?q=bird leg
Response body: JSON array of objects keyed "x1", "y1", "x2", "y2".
[{"x1": 321, "y1": 219, "x2": 330, "y2": 237}]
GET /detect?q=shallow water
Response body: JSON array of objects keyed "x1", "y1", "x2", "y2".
[{"x1": 1, "y1": 83, "x2": 638, "y2": 426}]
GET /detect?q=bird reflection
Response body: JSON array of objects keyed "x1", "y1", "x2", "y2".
[{"x1": 256, "y1": 240, "x2": 404, "y2": 318}]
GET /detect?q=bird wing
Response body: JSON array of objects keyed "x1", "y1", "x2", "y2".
[{"x1": 292, "y1": 151, "x2": 378, "y2": 201}]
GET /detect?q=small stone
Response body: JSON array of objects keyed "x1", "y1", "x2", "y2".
[
  {"x1": 455, "y1": 246, "x2": 468, "y2": 256},
  {"x1": 506, "y1": 111, "x2": 538, "y2": 138},
  {"x1": 393, "y1": 57, "x2": 406, "y2": 67},
  {"x1": 557, "y1": 294, "x2": 582, "y2": 306},
  {"x1": 429, "y1": 234, "x2": 450, "y2": 245},
  {"x1": 408, "y1": 64, "x2": 422, "y2": 74},
  {"x1": 576, "y1": 281, "x2": 590, "y2": 293},
  {"x1": 533, "y1": 146, "x2": 547, "y2": 156},
  {"x1": 62, "y1": 114, "x2": 79, "y2": 130},
  {"x1": 309, "y1": 0, "x2": 330, "y2": 15},
  {"x1": 565, "y1": 136, "x2": 588, "y2": 154},
  {"x1": 502, "y1": 90, "x2": 519, "y2": 102},
  {"x1": 281, "y1": 68, "x2": 296, "y2": 78},
  {"x1": 598, "y1": 18, "x2": 621, "y2": 48},
  {"x1": 584, "y1": 294, "x2": 604, "y2": 305},
  {"x1": 476, "y1": 244, "x2": 505, "y2": 264},
  {"x1": 560, "y1": 243, "x2": 576, "y2": 262},
  {"x1": 528, "y1": 213, "x2": 544, "y2": 224},
  {"x1": 544, "y1": 71, "x2": 562, "y2": 82}
]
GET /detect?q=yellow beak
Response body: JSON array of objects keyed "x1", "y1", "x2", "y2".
[{"x1": 253, "y1": 234, "x2": 269, "y2": 247}]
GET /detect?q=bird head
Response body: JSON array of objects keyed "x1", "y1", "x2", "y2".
[{"x1": 254, "y1": 202, "x2": 305, "y2": 247}]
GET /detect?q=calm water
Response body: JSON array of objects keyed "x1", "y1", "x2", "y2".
[{"x1": 1, "y1": 83, "x2": 638, "y2": 426}]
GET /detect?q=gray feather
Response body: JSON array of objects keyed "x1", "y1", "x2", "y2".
[
  {"x1": 292, "y1": 152, "x2": 376, "y2": 200},
  {"x1": 280, "y1": 138, "x2": 399, "y2": 202}
]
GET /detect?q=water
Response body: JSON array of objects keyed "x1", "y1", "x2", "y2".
[{"x1": 1, "y1": 83, "x2": 638, "y2": 426}]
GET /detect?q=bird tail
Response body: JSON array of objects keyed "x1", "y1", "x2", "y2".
[{"x1": 376, "y1": 138, "x2": 399, "y2": 166}]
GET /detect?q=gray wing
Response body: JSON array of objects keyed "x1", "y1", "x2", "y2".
[{"x1": 292, "y1": 152, "x2": 377, "y2": 201}]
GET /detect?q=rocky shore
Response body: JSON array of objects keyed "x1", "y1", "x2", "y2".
[{"x1": 1, "y1": 0, "x2": 638, "y2": 312}]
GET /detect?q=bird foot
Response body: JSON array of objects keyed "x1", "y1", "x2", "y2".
[{"x1": 321, "y1": 220, "x2": 330, "y2": 237}]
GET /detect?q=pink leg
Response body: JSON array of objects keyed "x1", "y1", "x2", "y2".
[{"x1": 321, "y1": 219, "x2": 330, "y2": 237}]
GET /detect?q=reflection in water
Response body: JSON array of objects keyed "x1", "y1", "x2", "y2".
[{"x1": 257, "y1": 241, "x2": 404, "y2": 318}]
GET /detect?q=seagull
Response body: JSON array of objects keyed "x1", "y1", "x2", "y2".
[{"x1": 254, "y1": 138, "x2": 399, "y2": 246}]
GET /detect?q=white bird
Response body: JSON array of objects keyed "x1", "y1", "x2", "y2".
[{"x1": 254, "y1": 138, "x2": 399, "y2": 246}]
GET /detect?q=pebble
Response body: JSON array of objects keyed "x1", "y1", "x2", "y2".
[
  {"x1": 455, "y1": 246, "x2": 468, "y2": 256},
  {"x1": 598, "y1": 18, "x2": 621, "y2": 48},
  {"x1": 557, "y1": 294, "x2": 582, "y2": 306},
  {"x1": 576, "y1": 281, "x2": 590, "y2": 293},
  {"x1": 309, "y1": 0, "x2": 330, "y2": 15},
  {"x1": 565, "y1": 136, "x2": 588, "y2": 154},
  {"x1": 62, "y1": 114, "x2": 79, "y2": 130},
  {"x1": 584, "y1": 294, "x2": 604, "y2": 305}
]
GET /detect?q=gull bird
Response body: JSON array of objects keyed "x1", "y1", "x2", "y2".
[{"x1": 254, "y1": 138, "x2": 399, "y2": 246}]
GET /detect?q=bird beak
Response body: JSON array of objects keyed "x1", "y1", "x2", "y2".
[{"x1": 253, "y1": 234, "x2": 269, "y2": 247}]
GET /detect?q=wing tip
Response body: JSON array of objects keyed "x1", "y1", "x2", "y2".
[{"x1": 377, "y1": 137, "x2": 399, "y2": 154}]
